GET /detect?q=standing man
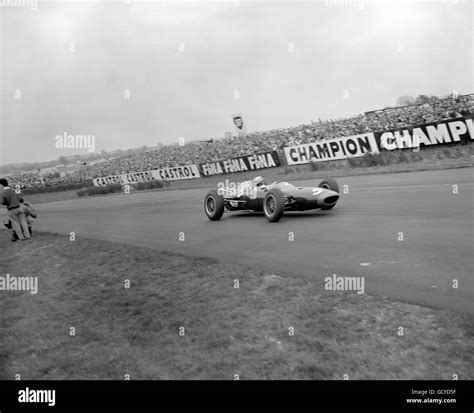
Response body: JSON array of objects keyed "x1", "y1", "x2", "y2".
[{"x1": 0, "y1": 178, "x2": 31, "y2": 241}]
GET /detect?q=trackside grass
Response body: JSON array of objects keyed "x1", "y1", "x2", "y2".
[{"x1": 0, "y1": 231, "x2": 472, "y2": 380}]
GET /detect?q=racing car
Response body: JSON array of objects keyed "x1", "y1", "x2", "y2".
[{"x1": 204, "y1": 176, "x2": 340, "y2": 222}]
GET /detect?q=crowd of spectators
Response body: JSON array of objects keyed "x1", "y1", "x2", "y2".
[{"x1": 6, "y1": 94, "x2": 473, "y2": 189}]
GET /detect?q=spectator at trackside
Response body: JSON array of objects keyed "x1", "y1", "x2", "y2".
[
  {"x1": 4, "y1": 198, "x2": 36, "y2": 241},
  {"x1": 0, "y1": 178, "x2": 31, "y2": 241},
  {"x1": 19, "y1": 196, "x2": 37, "y2": 236}
]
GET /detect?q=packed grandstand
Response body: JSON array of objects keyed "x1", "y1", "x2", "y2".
[{"x1": 4, "y1": 94, "x2": 474, "y2": 189}]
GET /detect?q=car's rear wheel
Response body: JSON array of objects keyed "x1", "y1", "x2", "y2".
[
  {"x1": 204, "y1": 190, "x2": 225, "y2": 221},
  {"x1": 319, "y1": 178, "x2": 339, "y2": 210},
  {"x1": 263, "y1": 189, "x2": 285, "y2": 222}
]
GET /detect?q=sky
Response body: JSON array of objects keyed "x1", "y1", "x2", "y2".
[{"x1": 0, "y1": 0, "x2": 472, "y2": 165}]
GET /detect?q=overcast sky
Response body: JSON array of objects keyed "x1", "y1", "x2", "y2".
[{"x1": 0, "y1": 0, "x2": 472, "y2": 165}]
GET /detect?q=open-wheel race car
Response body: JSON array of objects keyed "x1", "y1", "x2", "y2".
[{"x1": 204, "y1": 176, "x2": 340, "y2": 222}]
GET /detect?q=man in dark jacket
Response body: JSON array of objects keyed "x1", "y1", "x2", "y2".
[{"x1": 0, "y1": 178, "x2": 31, "y2": 241}]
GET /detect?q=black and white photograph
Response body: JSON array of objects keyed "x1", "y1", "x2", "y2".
[{"x1": 0, "y1": 0, "x2": 473, "y2": 410}]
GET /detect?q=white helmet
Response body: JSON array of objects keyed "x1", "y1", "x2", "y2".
[{"x1": 252, "y1": 176, "x2": 264, "y2": 186}]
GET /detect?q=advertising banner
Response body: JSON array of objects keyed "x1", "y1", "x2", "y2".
[
  {"x1": 284, "y1": 133, "x2": 379, "y2": 165},
  {"x1": 199, "y1": 151, "x2": 281, "y2": 176},
  {"x1": 93, "y1": 165, "x2": 201, "y2": 186},
  {"x1": 373, "y1": 115, "x2": 473, "y2": 151},
  {"x1": 284, "y1": 115, "x2": 473, "y2": 165}
]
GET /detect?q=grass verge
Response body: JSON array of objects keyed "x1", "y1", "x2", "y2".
[{"x1": 0, "y1": 231, "x2": 472, "y2": 380}]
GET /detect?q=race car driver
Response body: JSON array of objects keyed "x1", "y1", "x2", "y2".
[{"x1": 236, "y1": 176, "x2": 266, "y2": 198}]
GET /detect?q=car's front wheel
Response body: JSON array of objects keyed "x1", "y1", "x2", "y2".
[
  {"x1": 263, "y1": 189, "x2": 285, "y2": 222},
  {"x1": 318, "y1": 177, "x2": 339, "y2": 193},
  {"x1": 204, "y1": 190, "x2": 225, "y2": 221},
  {"x1": 319, "y1": 178, "x2": 339, "y2": 210}
]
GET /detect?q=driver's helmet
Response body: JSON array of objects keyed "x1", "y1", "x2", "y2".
[{"x1": 252, "y1": 176, "x2": 265, "y2": 187}]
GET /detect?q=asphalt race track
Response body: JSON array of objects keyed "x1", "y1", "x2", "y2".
[{"x1": 33, "y1": 168, "x2": 474, "y2": 314}]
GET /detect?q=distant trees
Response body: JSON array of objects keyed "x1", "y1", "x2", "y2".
[
  {"x1": 57, "y1": 156, "x2": 69, "y2": 165},
  {"x1": 396, "y1": 94, "x2": 443, "y2": 107},
  {"x1": 396, "y1": 95, "x2": 417, "y2": 106}
]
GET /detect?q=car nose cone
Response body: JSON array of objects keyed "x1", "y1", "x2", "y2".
[{"x1": 319, "y1": 190, "x2": 339, "y2": 207}]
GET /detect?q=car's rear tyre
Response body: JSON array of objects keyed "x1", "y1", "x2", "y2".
[
  {"x1": 204, "y1": 190, "x2": 225, "y2": 221},
  {"x1": 319, "y1": 178, "x2": 339, "y2": 210},
  {"x1": 263, "y1": 189, "x2": 285, "y2": 222}
]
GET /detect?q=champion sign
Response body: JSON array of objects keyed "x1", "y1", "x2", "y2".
[
  {"x1": 374, "y1": 116, "x2": 473, "y2": 151},
  {"x1": 284, "y1": 116, "x2": 473, "y2": 165},
  {"x1": 284, "y1": 133, "x2": 379, "y2": 165}
]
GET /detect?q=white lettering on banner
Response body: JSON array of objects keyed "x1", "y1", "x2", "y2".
[
  {"x1": 201, "y1": 162, "x2": 224, "y2": 176},
  {"x1": 411, "y1": 128, "x2": 432, "y2": 146},
  {"x1": 466, "y1": 118, "x2": 474, "y2": 138},
  {"x1": 381, "y1": 129, "x2": 432, "y2": 150},
  {"x1": 200, "y1": 152, "x2": 279, "y2": 176},
  {"x1": 247, "y1": 153, "x2": 277, "y2": 170},
  {"x1": 223, "y1": 158, "x2": 249, "y2": 174},
  {"x1": 448, "y1": 120, "x2": 467, "y2": 142},
  {"x1": 425, "y1": 123, "x2": 451, "y2": 145},
  {"x1": 284, "y1": 133, "x2": 378, "y2": 165},
  {"x1": 93, "y1": 165, "x2": 200, "y2": 186},
  {"x1": 379, "y1": 118, "x2": 473, "y2": 150}
]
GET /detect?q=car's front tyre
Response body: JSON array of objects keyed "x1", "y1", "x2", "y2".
[
  {"x1": 318, "y1": 177, "x2": 339, "y2": 193},
  {"x1": 318, "y1": 178, "x2": 339, "y2": 210},
  {"x1": 263, "y1": 189, "x2": 285, "y2": 222},
  {"x1": 204, "y1": 190, "x2": 225, "y2": 221}
]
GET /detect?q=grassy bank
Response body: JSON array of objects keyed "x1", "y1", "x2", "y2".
[{"x1": 0, "y1": 231, "x2": 472, "y2": 380}]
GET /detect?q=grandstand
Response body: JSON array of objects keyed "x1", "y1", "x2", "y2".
[{"x1": 4, "y1": 94, "x2": 473, "y2": 190}]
